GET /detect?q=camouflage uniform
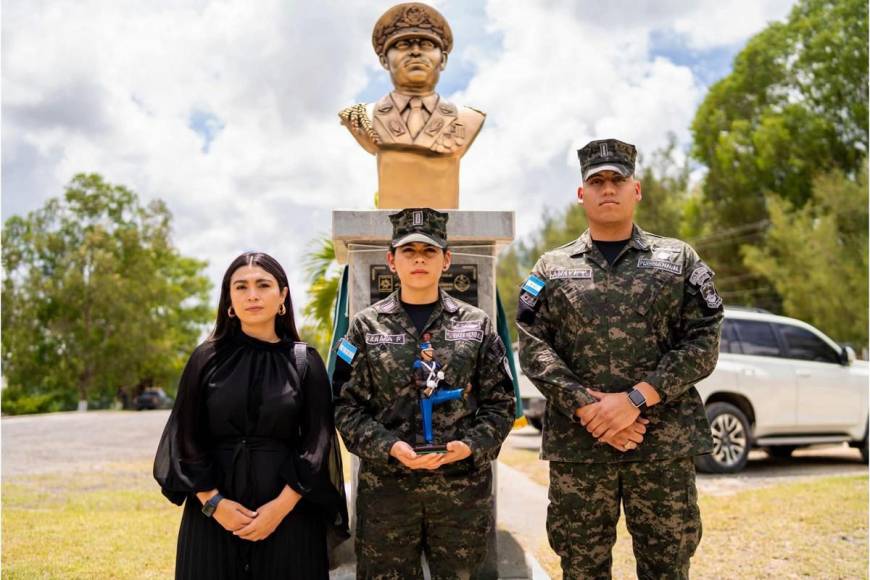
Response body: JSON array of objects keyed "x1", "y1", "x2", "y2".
[
  {"x1": 518, "y1": 224, "x2": 723, "y2": 579},
  {"x1": 334, "y1": 288, "x2": 515, "y2": 580}
]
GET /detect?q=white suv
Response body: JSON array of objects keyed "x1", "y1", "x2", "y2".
[
  {"x1": 695, "y1": 308, "x2": 868, "y2": 473},
  {"x1": 517, "y1": 309, "x2": 869, "y2": 474}
]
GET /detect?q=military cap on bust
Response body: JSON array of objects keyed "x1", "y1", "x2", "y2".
[
  {"x1": 372, "y1": 2, "x2": 453, "y2": 57},
  {"x1": 389, "y1": 207, "x2": 448, "y2": 249},
  {"x1": 577, "y1": 138, "x2": 638, "y2": 181}
]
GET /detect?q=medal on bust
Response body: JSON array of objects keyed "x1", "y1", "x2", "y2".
[{"x1": 412, "y1": 333, "x2": 465, "y2": 454}]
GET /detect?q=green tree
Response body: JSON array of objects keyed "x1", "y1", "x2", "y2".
[
  {"x1": 690, "y1": 0, "x2": 868, "y2": 305},
  {"x1": 634, "y1": 134, "x2": 692, "y2": 240},
  {"x1": 742, "y1": 165, "x2": 868, "y2": 347},
  {"x1": 301, "y1": 237, "x2": 342, "y2": 356},
  {"x1": 1, "y1": 174, "x2": 212, "y2": 413}
]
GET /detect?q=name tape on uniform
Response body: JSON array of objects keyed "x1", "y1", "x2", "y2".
[
  {"x1": 365, "y1": 333, "x2": 406, "y2": 345},
  {"x1": 337, "y1": 338, "x2": 358, "y2": 364},
  {"x1": 637, "y1": 258, "x2": 683, "y2": 275},
  {"x1": 549, "y1": 268, "x2": 593, "y2": 280},
  {"x1": 446, "y1": 329, "x2": 484, "y2": 342},
  {"x1": 522, "y1": 274, "x2": 546, "y2": 297}
]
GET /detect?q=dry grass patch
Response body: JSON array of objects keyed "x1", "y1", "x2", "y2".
[{"x1": 498, "y1": 448, "x2": 867, "y2": 578}]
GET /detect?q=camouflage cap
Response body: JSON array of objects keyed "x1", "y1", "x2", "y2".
[
  {"x1": 389, "y1": 208, "x2": 448, "y2": 249},
  {"x1": 577, "y1": 138, "x2": 638, "y2": 181},
  {"x1": 372, "y1": 3, "x2": 453, "y2": 57}
]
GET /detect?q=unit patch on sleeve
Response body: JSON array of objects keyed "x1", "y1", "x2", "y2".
[{"x1": 688, "y1": 263, "x2": 722, "y2": 310}]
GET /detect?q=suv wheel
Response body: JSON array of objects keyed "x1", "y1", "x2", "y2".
[
  {"x1": 695, "y1": 402, "x2": 751, "y2": 474},
  {"x1": 527, "y1": 416, "x2": 543, "y2": 431}
]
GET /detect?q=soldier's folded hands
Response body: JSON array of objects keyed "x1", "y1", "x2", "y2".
[{"x1": 579, "y1": 389, "x2": 641, "y2": 441}]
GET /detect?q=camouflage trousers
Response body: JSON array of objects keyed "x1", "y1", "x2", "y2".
[
  {"x1": 548, "y1": 457, "x2": 701, "y2": 580},
  {"x1": 355, "y1": 462, "x2": 494, "y2": 580}
]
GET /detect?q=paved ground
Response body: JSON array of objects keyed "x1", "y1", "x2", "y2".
[{"x1": 2, "y1": 410, "x2": 168, "y2": 476}]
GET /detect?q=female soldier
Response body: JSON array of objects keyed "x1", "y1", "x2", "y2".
[
  {"x1": 333, "y1": 208, "x2": 515, "y2": 579},
  {"x1": 154, "y1": 252, "x2": 348, "y2": 579}
]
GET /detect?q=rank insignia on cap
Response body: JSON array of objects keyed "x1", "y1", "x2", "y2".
[
  {"x1": 337, "y1": 338, "x2": 358, "y2": 365},
  {"x1": 522, "y1": 274, "x2": 545, "y2": 297}
]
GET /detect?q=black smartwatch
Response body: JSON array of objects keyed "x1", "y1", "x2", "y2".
[
  {"x1": 627, "y1": 388, "x2": 647, "y2": 409},
  {"x1": 201, "y1": 493, "x2": 224, "y2": 518}
]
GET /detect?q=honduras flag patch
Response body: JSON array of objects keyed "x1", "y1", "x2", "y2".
[
  {"x1": 337, "y1": 338, "x2": 358, "y2": 365},
  {"x1": 521, "y1": 274, "x2": 545, "y2": 297}
]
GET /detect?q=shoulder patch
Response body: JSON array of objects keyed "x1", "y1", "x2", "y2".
[
  {"x1": 689, "y1": 264, "x2": 715, "y2": 286},
  {"x1": 442, "y1": 293, "x2": 460, "y2": 313},
  {"x1": 336, "y1": 338, "x2": 358, "y2": 364},
  {"x1": 522, "y1": 274, "x2": 546, "y2": 297},
  {"x1": 374, "y1": 293, "x2": 401, "y2": 314},
  {"x1": 688, "y1": 263, "x2": 722, "y2": 309}
]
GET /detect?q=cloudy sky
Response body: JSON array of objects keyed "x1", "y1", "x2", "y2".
[{"x1": 2, "y1": 0, "x2": 796, "y2": 320}]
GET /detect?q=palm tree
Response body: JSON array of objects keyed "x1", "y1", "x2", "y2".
[{"x1": 301, "y1": 236, "x2": 341, "y2": 354}]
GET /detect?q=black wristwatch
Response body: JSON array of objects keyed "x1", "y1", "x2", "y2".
[
  {"x1": 627, "y1": 388, "x2": 647, "y2": 409},
  {"x1": 201, "y1": 493, "x2": 224, "y2": 518}
]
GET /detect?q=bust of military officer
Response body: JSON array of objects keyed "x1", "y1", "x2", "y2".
[{"x1": 339, "y1": 2, "x2": 486, "y2": 209}]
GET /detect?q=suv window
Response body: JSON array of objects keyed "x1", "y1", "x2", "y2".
[
  {"x1": 732, "y1": 320, "x2": 783, "y2": 357},
  {"x1": 778, "y1": 324, "x2": 841, "y2": 364},
  {"x1": 720, "y1": 319, "x2": 741, "y2": 354}
]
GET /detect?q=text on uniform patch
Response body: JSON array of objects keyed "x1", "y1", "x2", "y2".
[{"x1": 365, "y1": 333, "x2": 406, "y2": 345}]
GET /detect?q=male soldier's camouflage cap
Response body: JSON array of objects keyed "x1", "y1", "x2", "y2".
[
  {"x1": 389, "y1": 208, "x2": 448, "y2": 249},
  {"x1": 372, "y1": 2, "x2": 453, "y2": 57},
  {"x1": 577, "y1": 138, "x2": 637, "y2": 181}
]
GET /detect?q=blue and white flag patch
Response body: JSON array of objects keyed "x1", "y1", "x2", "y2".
[
  {"x1": 522, "y1": 274, "x2": 546, "y2": 297},
  {"x1": 337, "y1": 338, "x2": 358, "y2": 364}
]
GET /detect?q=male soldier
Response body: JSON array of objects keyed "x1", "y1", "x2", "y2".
[
  {"x1": 517, "y1": 139, "x2": 723, "y2": 579},
  {"x1": 339, "y1": 3, "x2": 485, "y2": 208},
  {"x1": 334, "y1": 208, "x2": 515, "y2": 579}
]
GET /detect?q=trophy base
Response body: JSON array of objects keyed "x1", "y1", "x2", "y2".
[{"x1": 414, "y1": 444, "x2": 448, "y2": 455}]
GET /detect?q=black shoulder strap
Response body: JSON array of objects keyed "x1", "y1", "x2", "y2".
[{"x1": 294, "y1": 342, "x2": 308, "y2": 382}]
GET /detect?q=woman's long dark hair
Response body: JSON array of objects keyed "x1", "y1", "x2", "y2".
[{"x1": 209, "y1": 252, "x2": 302, "y2": 343}]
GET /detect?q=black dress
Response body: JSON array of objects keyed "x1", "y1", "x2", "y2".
[{"x1": 154, "y1": 330, "x2": 348, "y2": 579}]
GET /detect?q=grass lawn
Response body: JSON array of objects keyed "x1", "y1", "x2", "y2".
[
  {"x1": 3, "y1": 455, "x2": 867, "y2": 578},
  {"x1": 2, "y1": 463, "x2": 179, "y2": 579},
  {"x1": 499, "y1": 447, "x2": 869, "y2": 579}
]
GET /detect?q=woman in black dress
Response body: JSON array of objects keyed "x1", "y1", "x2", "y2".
[{"x1": 154, "y1": 252, "x2": 348, "y2": 579}]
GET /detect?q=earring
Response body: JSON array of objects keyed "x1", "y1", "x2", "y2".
[
  {"x1": 278, "y1": 303, "x2": 287, "y2": 316},
  {"x1": 228, "y1": 306, "x2": 236, "y2": 318}
]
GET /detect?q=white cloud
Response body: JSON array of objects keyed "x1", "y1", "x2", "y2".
[{"x1": 2, "y1": 0, "x2": 796, "y2": 323}]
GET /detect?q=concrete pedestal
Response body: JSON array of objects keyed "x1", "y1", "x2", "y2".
[{"x1": 332, "y1": 209, "x2": 518, "y2": 579}]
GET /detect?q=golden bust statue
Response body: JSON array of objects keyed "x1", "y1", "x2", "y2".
[{"x1": 339, "y1": 2, "x2": 485, "y2": 209}]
